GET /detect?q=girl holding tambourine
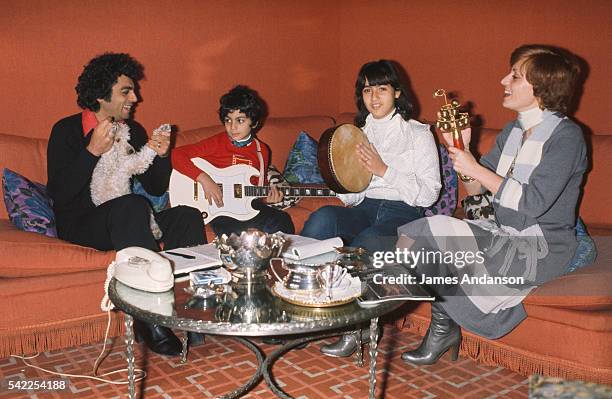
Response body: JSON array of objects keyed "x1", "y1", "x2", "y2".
[
  {"x1": 301, "y1": 60, "x2": 442, "y2": 357},
  {"x1": 302, "y1": 59, "x2": 441, "y2": 255}
]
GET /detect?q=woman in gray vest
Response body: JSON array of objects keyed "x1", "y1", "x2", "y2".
[{"x1": 399, "y1": 44, "x2": 587, "y2": 365}]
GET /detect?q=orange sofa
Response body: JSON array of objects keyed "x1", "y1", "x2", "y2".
[
  {"x1": 1, "y1": 116, "x2": 610, "y2": 386},
  {"x1": 0, "y1": 115, "x2": 339, "y2": 358},
  {"x1": 396, "y1": 128, "x2": 612, "y2": 384}
]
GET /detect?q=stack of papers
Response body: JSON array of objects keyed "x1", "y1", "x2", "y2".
[
  {"x1": 281, "y1": 234, "x2": 343, "y2": 260},
  {"x1": 161, "y1": 244, "x2": 222, "y2": 281}
]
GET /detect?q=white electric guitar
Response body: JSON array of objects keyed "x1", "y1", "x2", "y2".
[{"x1": 169, "y1": 158, "x2": 336, "y2": 224}]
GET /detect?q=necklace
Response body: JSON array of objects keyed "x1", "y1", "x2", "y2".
[{"x1": 507, "y1": 128, "x2": 532, "y2": 178}]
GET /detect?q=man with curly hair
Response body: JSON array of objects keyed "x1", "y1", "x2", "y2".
[{"x1": 47, "y1": 52, "x2": 206, "y2": 356}]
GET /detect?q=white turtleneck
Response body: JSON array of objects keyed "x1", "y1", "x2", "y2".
[
  {"x1": 518, "y1": 106, "x2": 544, "y2": 131},
  {"x1": 338, "y1": 111, "x2": 441, "y2": 207}
]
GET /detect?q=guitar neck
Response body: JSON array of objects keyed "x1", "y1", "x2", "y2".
[{"x1": 244, "y1": 186, "x2": 336, "y2": 198}]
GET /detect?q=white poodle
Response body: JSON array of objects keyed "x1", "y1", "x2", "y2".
[{"x1": 90, "y1": 122, "x2": 169, "y2": 239}]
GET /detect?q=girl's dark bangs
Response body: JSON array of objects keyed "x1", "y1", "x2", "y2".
[{"x1": 364, "y1": 65, "x2": 393, "y2": 86}]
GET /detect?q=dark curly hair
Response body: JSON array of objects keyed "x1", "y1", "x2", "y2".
[
  {"x1": 75, "y1": 53, "x2": 144, "y2": 111},
  {"x1": 511, "y1": 45, "x2": 581, "y2": 114},
  {"x1": 218, "y1": 85, "x2": 265, "y2": 132},
  {"x1": 354, "y1": 60, "x2": 414, "y2": 127}
]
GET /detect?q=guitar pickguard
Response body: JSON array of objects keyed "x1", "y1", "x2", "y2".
[{"x1": 169, "y1": 158, "x2": 260, "y2": 224}]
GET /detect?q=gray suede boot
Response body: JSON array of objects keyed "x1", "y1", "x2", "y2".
[
  {"x1": 320, "y1": 329, "x2": 372, "y2": 358},
  {"x1": 401, "y1": 302, "x2": 461, "y2": 365}
]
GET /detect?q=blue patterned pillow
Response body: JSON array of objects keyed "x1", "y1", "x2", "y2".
[
  {"x1": 425, "y1": 145, "x2": 458, "y2": 217},
  {"x1": 2, "y1": 168, "x2": 57, "y2": 237},
  {"x1": 283, "y1": 131, "x2": 325, "y2": 184},
  {"x1": 565, "y1": 217, "x2": 597, "y2": 273},
  {"x1": 132, "y1": 178, "x2": 169, "y2": 213}
]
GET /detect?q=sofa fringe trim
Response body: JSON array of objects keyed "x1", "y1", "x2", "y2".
[
  {"x1": 1, "y1": 313, "x2": 124, "y2": 358},
  {"x1": 398, "y1": 313, "x2": 612, "y2": 385}
]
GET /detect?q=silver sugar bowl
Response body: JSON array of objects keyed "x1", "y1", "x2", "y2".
[{"x1": 213, "y1": 229, "x2": 286, "y2": 282}]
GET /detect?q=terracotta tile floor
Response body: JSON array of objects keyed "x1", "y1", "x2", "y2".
[{"x1": 1, "y1": 327, "x2": 529, "y2": 398}]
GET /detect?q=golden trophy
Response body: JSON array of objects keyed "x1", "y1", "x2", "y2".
[{"x1": 434, "y1": 89, "x2": 474, "y2": 182}]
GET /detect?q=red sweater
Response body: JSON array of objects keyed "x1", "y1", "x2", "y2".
[{"x1": 171, "y1": 132, "x2": 270, "y2": 185}]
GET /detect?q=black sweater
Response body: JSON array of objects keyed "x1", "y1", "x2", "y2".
[{"x1": 46, "y1": 113, "x2": 171, "y2": 222}]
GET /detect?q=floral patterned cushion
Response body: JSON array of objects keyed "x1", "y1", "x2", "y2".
[
  {"x1": 283, "y1": 131, "x2": 325, "y2": 184},
  {"x1": 425, "y1": 144, "x2": 458, "y2": 217},
  {"x1": 565, "y1": 217, "x2": 597, "y2": 273},
  {"x1": 2, "y1": 168, "x2": 57, "y2": 237}
]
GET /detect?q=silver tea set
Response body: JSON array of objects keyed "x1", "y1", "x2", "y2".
[
  {"x1": 214, "y1": 229, "x2": 286, "y2": 281},
  {"x1": 213, "y1": 229, "x2": 350, "y2": 298}
]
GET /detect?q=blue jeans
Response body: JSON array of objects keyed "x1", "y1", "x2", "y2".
[{"x1": 301, "y1": 197, "x2": 424, "y2": 253}]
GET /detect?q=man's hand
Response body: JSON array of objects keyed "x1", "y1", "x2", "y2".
[
  {"x1": 264, "y1": 185, "x2": 284, "y2": 204},
  {"x1": 86, "y1": 118, "x2": 115, "y2": 156},
  {"x1": 197, "y1": 172, "x2": 223, "y2": 207},
  {"x1": 357, "y1": 142, "x2": 387, "y2": 177},
  {"x1": 147, "y1": 128, "x2": 171, "y2": 157}
]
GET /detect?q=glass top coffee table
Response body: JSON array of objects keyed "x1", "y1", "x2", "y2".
[{"x1": 108, "y1": 271, "x2": 422, "y2": 398}]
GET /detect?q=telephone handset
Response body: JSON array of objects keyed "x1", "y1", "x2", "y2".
[
  {"x1": 101, "y1": 247, "x2": 174, "y2": 312},
  {"x1": 113, "y1": 247, "x2": 174, "y2": 292}
]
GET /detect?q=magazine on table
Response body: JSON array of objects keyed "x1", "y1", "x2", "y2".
[
  {"x1": 161, "y1": 243, "x2": 223, "y2": 281},
  {"x1": 358, "y1": 263, "x2": 434, "y2": 307},
  {"x1": 281, "y1": 234, "x2": 343, "y2": 261}
]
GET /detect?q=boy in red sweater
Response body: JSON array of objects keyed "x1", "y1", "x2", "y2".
[{"x1": 172, "y1": 86, "x2": 294, "y2": 236}]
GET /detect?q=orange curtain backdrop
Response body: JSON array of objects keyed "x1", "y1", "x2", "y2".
[
  {"x1": 0, "y1": 0, "x2": 610, "y2": 138},
  {"x1": 337, "y1": 0, "x2": 612, "y2": 134},
  {"x1": 0, "y1": 0, "x2": 341, "y2": 138}
]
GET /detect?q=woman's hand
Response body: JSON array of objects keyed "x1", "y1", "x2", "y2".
[
  {"x1": 448, "y1": 147, "x2": 480, "y2": 179},
  {"x1": 264, "y1": 185, "x2": 284, "y2": 204},
  {"x1": 197, "y1": 172, "x2": 224, "y2": 207},
  {"x1": 441, "y1": 127, "x2": 472, "y2": 150},
  {"x1": 357, "y1": 142, "x2": 387, "y2": 177},
  {"x1": 87, "y1": 118, "x2": 115, "y2": 156}
]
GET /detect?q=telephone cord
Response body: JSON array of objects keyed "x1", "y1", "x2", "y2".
[
  {"x1": 101, "y1": 261, "x2": 116, "y2": 312},
  {"x1": 11, "y1": 264, "x2": 147, "y2": 385}
]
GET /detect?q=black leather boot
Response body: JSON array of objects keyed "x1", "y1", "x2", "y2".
[
  {"x1": 133, "y1": 319, "x2": 182, "y2": 356},
  {"x1": 401, "y1": 302, "x2": 461, "y2": 365},
  {"x1": 262, "y1": 336, "x2": 308, "y2": 349},
  {"x1": 188, "y1": 331, "x2": 206, "y2": 347},
  {"x1": 320, "y1": 329, "x2": 371, "y2": 358}
]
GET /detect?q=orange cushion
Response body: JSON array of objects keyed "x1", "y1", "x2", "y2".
[
  {"x1": 0, "y1": 220, "x2": 115, "y2": 277},
  {"x1": 525, "y1": 238, "x2": 612, "y2": 310},
  {"x1": 1, "y1": 269, "x2": 109, "y2": 330}
]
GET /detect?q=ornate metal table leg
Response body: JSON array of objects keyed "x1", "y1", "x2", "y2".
[
  {"x1": 355, "y1": 328, "x2": 364, "y2": 367},
  {"x1": 264, "y1": 332, "x2": 343, "y2": 399},
  {"x1": 217, "y1": 337, "x2": 265, "y2": 399},
  {"x1": 368, "y1": 317, "x2": 379, "y2": 399},
  {"x1": 124, "y1": 314, "x2": 136, "y2": 399},
  {"x1": 180, "y1": 331, "x2": 189, "y2": 364}
]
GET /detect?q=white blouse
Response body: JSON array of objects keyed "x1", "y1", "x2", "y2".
[{"x1": 338, "y1": 111, "x2": 441, "y2": 208}]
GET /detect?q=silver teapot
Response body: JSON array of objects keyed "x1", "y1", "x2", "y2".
[{"x1": 270, "y1": 258, "x2": 347, "y2": 296}]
